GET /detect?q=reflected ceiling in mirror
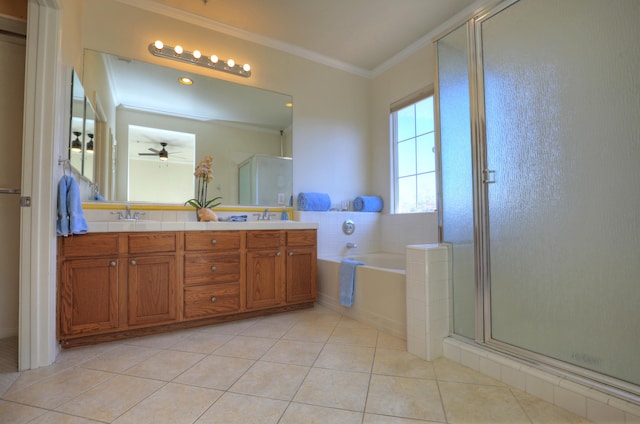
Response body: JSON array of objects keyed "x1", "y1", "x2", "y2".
[{"x1": 82, "y1": 49, "x2": 293, "y2": 206}]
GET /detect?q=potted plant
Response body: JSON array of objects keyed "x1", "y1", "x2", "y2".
[{"x1": 184, "y1": 155, "x2": 222, "y2": 221}]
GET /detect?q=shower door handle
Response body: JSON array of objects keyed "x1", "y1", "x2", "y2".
[{"x1": 482, "y1": 169, "x2": 496, "y2": 184}]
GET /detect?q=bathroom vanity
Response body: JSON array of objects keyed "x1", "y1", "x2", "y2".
[{"x1": 56, "y1": 224, "x2": 317, "y2": 347}]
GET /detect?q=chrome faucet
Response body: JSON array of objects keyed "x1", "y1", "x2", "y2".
[
  {"x1": 111, "y1": 205, "x2": 145, "y2": 220},
  {"x1": 346, "y1": 242, "x2": 358, "y2": 249}
]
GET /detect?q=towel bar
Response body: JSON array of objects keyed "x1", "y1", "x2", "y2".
[{"x1": 0, "y1": 188, "x2": 20, "y2": 195}]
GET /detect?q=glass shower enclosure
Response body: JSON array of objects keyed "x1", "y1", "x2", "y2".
[{"x1": 437, "y1": 0, "x2": 640, "y2": 395}]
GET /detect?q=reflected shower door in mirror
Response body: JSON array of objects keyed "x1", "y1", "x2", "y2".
[{"x1": 81, "y1": 49, "x2": 293, "y2": 206}]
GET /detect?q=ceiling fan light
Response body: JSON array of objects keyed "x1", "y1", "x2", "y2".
[{"x1": 71, "y1": 131, "x2": 82, "y2": 152}]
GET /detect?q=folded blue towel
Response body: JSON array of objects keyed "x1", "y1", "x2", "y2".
[
  {"x1": 353, "y1": 196, "x2": 383, "y2": 212},
  {"x1": 297, "y1": 192, "x2": 331, "y2": 211},
  {"x1": 339, "y1": 259, "x2": 364, "y2": 307},
  {"x1": 57, "y1": 175, "x2": 88, "y2": 236},
  {"x1": 228, "y1": 215, "x2": 248, "y2": 222}
]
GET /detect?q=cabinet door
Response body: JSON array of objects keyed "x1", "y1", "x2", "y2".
[
  {"x1": 286, "y1": 246, "x2": 317, "y2": 303},
  {"x1": 60, "y1": 258, "x2": 119, "y2": 337},
  {"x1": 246, "y1": 249, "x2": 284, "y2": 310},
  {"x1": 128, "y1": 255, "x2": 177, "y2": 326}
]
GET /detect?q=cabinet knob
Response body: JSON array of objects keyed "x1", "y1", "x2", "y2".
[
  {"x1": 210, "y1": 266, "x2": 217, "y2": 272},
  {"x1": 211, "y1": 239, "x2": 217, "y2": 245},
  {"x1": 289, "y1": 251, "x2": 294, "y2": 256},
  {"x1": 211, "y1": 296, "x2": 217, "y2": 303},
  {"x1": 130, "y1": 260, "x2": 137, "y2": 266},
  {"x1": 110, "y1": 261, "x2": 117, "y2": 267},
  {"x1": 276, "y1": 251, "x2": 281, "y2": 256}
]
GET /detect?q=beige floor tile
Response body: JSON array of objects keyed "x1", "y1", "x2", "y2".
[
  {"x1": 79, "y1": 344, "x2": 160, "y2": 373},
  {"x1": 0, "y1": 399, "x2": 47, "y2": 423},
  {"x1": 195, "y1": 319, "x2": 260, "y2": 335},
  {"x1": 123, "y1": 350, "x2": 205, "y2": 381},
  {"x1": 195, "y1": 392, "x2": 288, "y2": 424},
  {"x1": 512, "y1": 388, "x2": 591, "y2": 423},
  {"x1": 230, "y1": 360, "x2": 309, "y2": 400},
  {"x1": 4, "y1": 367, "x2": 112, "y2": 409},
  {"x1": 280, "y1": 402, "x2": 364, "y2": 424},
  {"x1": 282, "y1": 322, "x2": 335, "y2": 343},
  {"x1": 373, "y1": 348, "x2": 435, "y2": 379},
  {"x1": 366, "y1": 374, "x2": 445, "y2": 422},
  {"x1": 239, "y1": 321, "x2": 292, "y2": 338},
  {"x1": 364, "y1": 413, "x2": 439, "y2": 423},
  {"x1": 377, "y1": 332, "x2": 407, "y2": 350},
  {"x1": 4, "y1": 362, "x2": 75, "y2": 395},
  {"x1": 122, "y1": 330, "x2": 189, "y2": 349},
  {"x1": 167, "y1": 332, "x2": 234, "y2": 354},
  {"x1": 328, "y1": 326, "x2": 379, "y2": 347},
  {"x1": 55, "y1": 374, "x2": 164, "y2": 422},
  {"x1": 314, "y1": 343, "x2": 375, "y2": 373},
  {"x1": 433, "y1": 357, "x2": 504, "y2": 387},
  {"x1": 0, "y1": 370, "x2": 20, "y2": 396},
  {"x1": 294, "y1": 367, "x2": 370, "y2": 411},
  {"x1": 261, "y1": 339, "x2": 324, "y2": 366},
  {"x1": 337, "y1": 316, "x2": 377, "y2": 329},
  {"x1": 54, "y1": 342, "x2": 122, "y2": 367},
  {"x1": 212, "y1": 335, "x2": 276, "y2": 359},
  {"x1": 112, "y1": 382, "x2": 222, "y2": 424},
  {"x1": 174, "y1": 355, "x2": 254, "y2": 390},
  {"x1": 29, "y1": 410, "x2": 105, "y2": 423},
  {"x1": 439, "y1": 381, "x2": 530, "y2": 423}
]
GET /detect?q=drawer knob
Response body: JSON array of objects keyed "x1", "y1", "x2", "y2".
[
  {"x1": 276, "y1": 251, "x2": 281, "y2": 256},
  {"x1": 130, "y1": 260, "x2": 137, "y2": 266},
  {"x1": 211, "y1": 296, "x2": 217, "y2": 303},
  {"x1": 211, "y1": 239, "x2": 217, "y2": 245},
  {"x1": 211, "y1": 266, "x2": 217, "y2": 272},
  {"x1": 289, "y1": 251, "x2": 294, "y2": 256},
  {"x1": 110, "y1": 261, "x2": 117, "y2": 267}
]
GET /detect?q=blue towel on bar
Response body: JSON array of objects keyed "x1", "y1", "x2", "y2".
[
  {"x1": 339, "y1": 259, "x2": 364, "y2": 307},
  {"x1": 297, "y1": 192, "x2": 331, "y2": 211},
  {"x1": 57, "y1": 175, "x2": 88, "y2": 236},
  {"x1": 353, "y1": 195, "x2": 383, "y2": 212}
]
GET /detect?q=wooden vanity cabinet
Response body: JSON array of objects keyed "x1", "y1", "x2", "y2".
[
  {"x1": 246, "y1": 231, "x2": 285, "y2": 310},
  {"x1": 58, "y1": 234, "x2": 120, "y2": 338},
  {"x1": 183, "y1": 231, "x2": 243, "y2": 320},
  {"x1": 286, "y1": 230, "x2": 318, "y2": 304}
]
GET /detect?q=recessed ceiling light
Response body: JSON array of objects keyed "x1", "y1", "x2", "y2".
[{"x1": 178, "y1": 77, "x2": 193, "y2": 85}]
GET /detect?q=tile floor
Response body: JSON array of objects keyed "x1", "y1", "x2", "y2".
[{"x1": 0, "y1": 304, "x2": 591, "y2": 423}]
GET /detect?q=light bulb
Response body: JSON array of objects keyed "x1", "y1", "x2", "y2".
[
  {"x1": 154, "y1": 40, "x2": 164, "y2": 50},
  {"x1": 243, "y1": 63, "x2": 251, "y2": 72},
  {"x1": 193, "y1": 50, "x2": 201, "y2": 59},
  {"x1": 227, "y1": 59, "x2": 235, "y2": 68},
  {"x1": 174, "y1": 45, "x2": 183, "y2": 55},
  {"x1": 210, "y1": 55, "x2": 218, "y2": 64}
]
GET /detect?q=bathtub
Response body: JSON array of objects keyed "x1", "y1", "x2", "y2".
[{"x1": 317, "y1": 253, "x2": 406, "y2": 339}]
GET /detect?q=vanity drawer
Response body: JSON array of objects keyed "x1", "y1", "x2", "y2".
[
  {"x1": 183, "y1": 283, "x2": 240, "y2": 319},
  {"x1": 128, "y1": 233, "x2": 176, "y2": 254},
  {"x1": 59, "y1": 233, "x2": 119, "y2": 257},
  {"x1": 184, "y1": 253, "x2": 241, "y2": 285},
  {"x1": 286, "y1": 230, "x2": 316, "y2": 247},
  {"x1": 184, "y1": 231, "x2": 241, "y2": 251},
  {"x1": 246, "y1": 231, "x2": 283, "y2": 249}
]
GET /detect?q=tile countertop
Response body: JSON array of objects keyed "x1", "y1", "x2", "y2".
[{"x1": 86, "y1": 220, "x2": 319, "y2": 233}]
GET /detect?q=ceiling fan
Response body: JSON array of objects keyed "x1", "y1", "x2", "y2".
[{"x1": 138, "y1": 142, "x2": 177, "y2": 161}]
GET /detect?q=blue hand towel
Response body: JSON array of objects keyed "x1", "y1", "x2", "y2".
[
  {"x1": 353, "y1": 196, "x2": 383, "y2": 212},
  {"x1": 228, "y1": 215, "x2": 248, "y2": 222},
  {"x1": 297, "y1": 192, "x2": 331, "y2": 211},
  {"x1": 57, "y1": 175, "x2": 88, "y2": 236},
  {"x1": 339, "y1": 258, "x2": 364, "y2": 307}
]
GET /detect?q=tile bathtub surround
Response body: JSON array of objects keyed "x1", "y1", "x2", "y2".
[{"x1": 0, "y1": 305, "x2": 593, "y2": 424}]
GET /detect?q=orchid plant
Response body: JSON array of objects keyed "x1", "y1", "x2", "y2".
[{"x1": 184, "y1": 155, "x2": 222, "y2": 209}]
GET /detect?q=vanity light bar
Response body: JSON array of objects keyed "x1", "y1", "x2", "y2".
[{"x1": 148, "y1": 41, "x2": 251, "y2": 78}]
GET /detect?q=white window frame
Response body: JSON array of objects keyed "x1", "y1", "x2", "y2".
[{"x1": 390, "y1": 87, "x2": 436, "y2": 214}]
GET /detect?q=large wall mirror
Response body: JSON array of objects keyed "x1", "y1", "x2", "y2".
[{"x1": 81, "y1": 49, "x2": 293, "y2": 206}]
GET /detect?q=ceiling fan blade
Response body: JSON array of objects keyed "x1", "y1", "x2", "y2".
[
  {"x1": 138, "y1": 152, "x2": 158, "y2": 156},
  {"x1": 148, "y1": 148, "x2": 160, "y2": 153}
]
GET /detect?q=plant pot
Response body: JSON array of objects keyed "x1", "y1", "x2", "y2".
[{"x1": 197, "y1": 208, "x2": 218, "y2": 222}]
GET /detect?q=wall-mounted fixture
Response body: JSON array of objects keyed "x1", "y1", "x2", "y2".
[
  {"x1": 71, "y1": 131, "x2": 82, "y2": 152},
  {"x1": 149, "y1": 40, "x2": 251, "y2": 78}
]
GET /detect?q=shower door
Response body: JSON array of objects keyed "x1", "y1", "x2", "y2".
[{"x1": 479, "y1": 0, "x2": 640, "y2": 387}]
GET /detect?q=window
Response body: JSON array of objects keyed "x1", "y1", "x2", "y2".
[{"x1": 391, "y1": 92, "x2": 436, "y2": 213}]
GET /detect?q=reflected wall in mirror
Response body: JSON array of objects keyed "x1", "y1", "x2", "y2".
[
  {"x1": 68, "y1": 70, "x2": 97, "y2": 184},
  {"x1": 82, "y1": 49, "x2": 294, "y2": 206}
]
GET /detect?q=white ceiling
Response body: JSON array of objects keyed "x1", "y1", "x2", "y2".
[{"x1": 126, "y1": 0, "x2": 478, "y2": 75}]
